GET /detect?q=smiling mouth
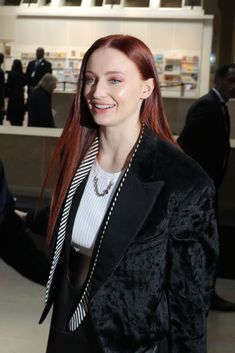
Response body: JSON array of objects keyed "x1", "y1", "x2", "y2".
[{"x1": 94, "y1": 104, "x2": 116, "y2": 110}]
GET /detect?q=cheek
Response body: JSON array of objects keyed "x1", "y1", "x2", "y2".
[
  {"x1": 84, "y1": 90, "x2": 92, "y2": 107},
  {"x1": 83, "y1": 86, "x2": 89, "y2": 98},
  {"x1": 115, "y1": 85, "x2": 139, "y2": 100},
  {"x1": 115, "y1": 89, "x2": 126, "y2": 100}
]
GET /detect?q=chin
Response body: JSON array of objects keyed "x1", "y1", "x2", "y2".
[{"x1": 93, "y1": 116, "x2": 113, "y2": 127}]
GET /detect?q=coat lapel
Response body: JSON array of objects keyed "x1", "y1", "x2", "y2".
[
  {"x1": 91, "y1": 168, "x2": 164, "y2": 297},
  {"x1": 90, "y1": 129, "x2": 165, "y2": 297},
  {"x1": 44, "y1": 137, "x2": 99, "y2": 304},
  {"x1": 68, "y1": 127, "x2": 166, "y2": 331}
]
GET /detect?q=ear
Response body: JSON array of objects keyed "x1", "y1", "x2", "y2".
[{"x1": 141, "y1": 78, "x2": 155, "y2": 99}]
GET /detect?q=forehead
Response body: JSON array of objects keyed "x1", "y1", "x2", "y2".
[
  {"x1": 227, "y1": 68, "x2": 235, "y2": 81},
  {"x1": 86, "y1": 47, "x2": 139, "y2": 74}
]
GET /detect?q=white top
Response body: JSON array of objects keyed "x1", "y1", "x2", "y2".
[{"x1": 71, "y1": 159, "x2": 123, "y2": 257}]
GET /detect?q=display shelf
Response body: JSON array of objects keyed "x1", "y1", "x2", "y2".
[
  {"x1": 21, "y1": 51, "x2": 82, "y2": 92},
  {"x1": 0, "y1": 1, "x2": 212, "y2": 98},
  {"x1": 153, "y1": 51, "x2": 200, "y2": 97},
  {"x1": 16, "y1": 0, "x2": 204, "y2": 17},
  {"x1": 21, "y1": 48, "x2": 200, "y2": 96}
]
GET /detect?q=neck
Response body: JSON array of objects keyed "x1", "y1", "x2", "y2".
[{"x1": 98, "y1": 122, "x2": 141, "y2": 173}]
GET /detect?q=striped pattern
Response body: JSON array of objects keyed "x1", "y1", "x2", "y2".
[
  {"x1": 68, "y1": 127, "x2": 145, "y2": 331},
  {"x1": 44, "y1": 138, "x2": 99, "y2": 304}
]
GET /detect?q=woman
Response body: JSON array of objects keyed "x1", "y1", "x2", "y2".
[
  {"x1": 25, "y1": 35, "x2": 218, "y2": 353},
  {"x1": 27, "y1": 73, "x2": 57, "y2": 128},
  {"x1": 6, "y1": 59, "x2": 26, "y2": 126}
]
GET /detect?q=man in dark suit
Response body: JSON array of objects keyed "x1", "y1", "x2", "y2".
[
  {"x1": 0, "y1": 159, "x2": 50, "y2": 285},
  {"x1": 25, "y1": 47, "x2": 52, "y2": 96},
  {"x1": 178, "y1": 63, "x2": 235, "y2": 311}
]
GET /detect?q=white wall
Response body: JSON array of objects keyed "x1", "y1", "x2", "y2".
[{"x1": 0, "y1": 6, "x2": 213, "y2": 96}]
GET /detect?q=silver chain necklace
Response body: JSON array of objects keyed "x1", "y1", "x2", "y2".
[{"x1": 93, "y1": 175, "x2": 114, "y2": 197}]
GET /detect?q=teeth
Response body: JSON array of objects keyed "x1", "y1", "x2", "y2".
[{"x1": 95, "y1": 104, "x2": 114, "y2": 109}]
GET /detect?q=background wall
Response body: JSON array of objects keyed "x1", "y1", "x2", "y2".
[
  {"x1": 0, "y1": 2, "x2": 234, "y2": 222},
  {"x1": 0, "y1": 5, "x2": 213, "y2": 98}
]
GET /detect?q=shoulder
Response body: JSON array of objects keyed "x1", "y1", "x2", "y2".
[
  {"x1": 29, "y1": 87, "x2": 42, "y2": 100},
  {"x1": 7, "y1": 71, "x2": 17, "y2": 80},
  {"x1": 141, "y1": 129, "x2": 214, "y2": 192},
  {"x1": 27, "y1": 60, "x2": 35, "y2": 67},
  {"x1": 43, "y1": 59, "x2": 52, "y2": 67},
  {"x1": 181, "y1": 92, "x2": 221, "y2": 127},
  {"x1": 188, "y1": 90, "x2": 219, "y2": 112},
  {"x1": 34, "y1": 86, "x2": 45, "y2": 94},
  {"x1": 162, "y1": 139, "x2": 209, "y2": 183}
]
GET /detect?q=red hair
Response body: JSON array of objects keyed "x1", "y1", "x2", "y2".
[{"x1": 45, "y1": 34, "x2": 176, "y2": 243}]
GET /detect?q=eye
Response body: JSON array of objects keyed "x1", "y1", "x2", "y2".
[
  {"x1": 109, "y1": 78, "x2": 121, "y2": 84},
  {"x1": 84, "y1": 76, "x2": 96, "y2": 85}
]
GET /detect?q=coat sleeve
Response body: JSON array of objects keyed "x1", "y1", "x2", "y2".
[
  {"x1": 0, "y1": 160, "x2": 50, "y2": 285},
  {"x1": 1, "y1": 203, "x2": 50, "y2": 286},
  {"x1": 167, "y1": 181, "x2": 219, "y2": 353},
  {"x1": 26, "y1": 205, "x2": 50, "y2": 236}
]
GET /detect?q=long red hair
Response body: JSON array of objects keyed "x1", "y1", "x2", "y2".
[{"x1": 45, "y1": 34, "x2": 176, "y2": 243}]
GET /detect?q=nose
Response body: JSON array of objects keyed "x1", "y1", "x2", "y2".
[{"x1": 92, "y1": 79, "x2": 107, "y2": 98}]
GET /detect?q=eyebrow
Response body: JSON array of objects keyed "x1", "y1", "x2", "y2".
[{"x1": 85, "y1": 70, "x2": 126, "y2": 76}]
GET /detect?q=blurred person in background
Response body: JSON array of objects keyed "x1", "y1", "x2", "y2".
[
  {"x1": 6, "y1": 59, "x2": 26, "y2": 126},
  {"x1": 27, "y1": 73, "x2": 57, "y2": 128},
  {"x1": 178, "y1": 64, "x2": 235, "y2": 190},
  {"x1": 178, "y1": 64, "x2": 235, "y2": 311},
  {"x1": 26, "y1": 47, "x2": 52, "y2": 96}
]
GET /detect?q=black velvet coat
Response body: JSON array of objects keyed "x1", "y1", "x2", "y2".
[{"x1": 28, "y1": 128, "x2": 218, "y2": 353}]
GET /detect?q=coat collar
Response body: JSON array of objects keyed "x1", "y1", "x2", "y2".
[
  {"x1": 208, "y1": 89, "x2": 224, "y2": 107},
  {"x1": 90, "y1": 128, "x2": 165, "y2": 298}
]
